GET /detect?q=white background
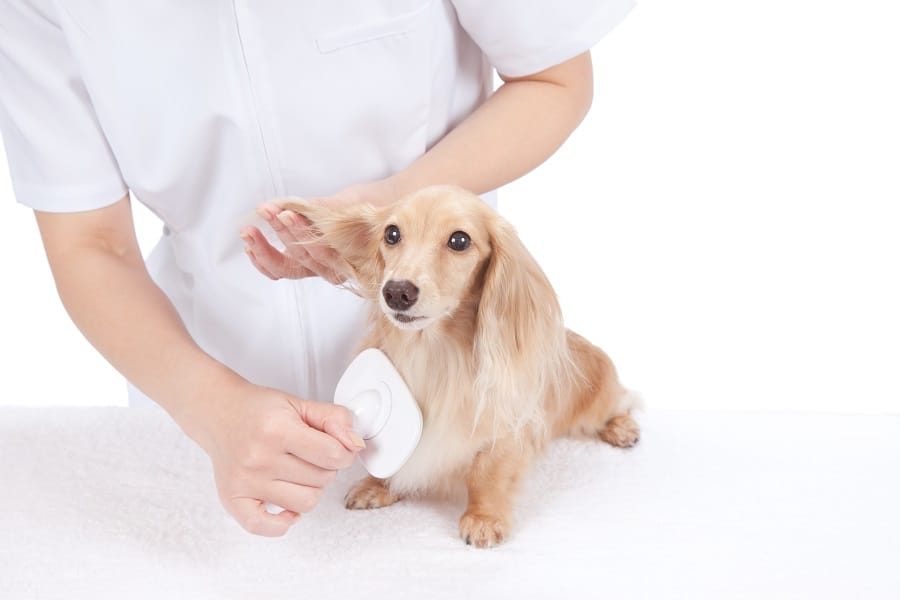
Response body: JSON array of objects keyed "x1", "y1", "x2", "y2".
[{"x1": 2, "y1": 0, "x2": 898, "y2": 412}]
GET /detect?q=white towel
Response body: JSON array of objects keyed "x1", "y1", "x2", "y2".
[{"x1": 1, "y1": 408, "x2": 898, "y2": 599}]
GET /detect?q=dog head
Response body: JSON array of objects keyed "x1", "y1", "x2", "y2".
[{"x1": 354, "y1": 185, "x2": 494, "y2": 331}]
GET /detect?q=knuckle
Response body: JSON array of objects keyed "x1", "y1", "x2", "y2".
[
  {"x1": 257, "y1": 416, "x2": 284, "y2": 443},
  {"x1": 239, "y1": 448, "x2": 264, "y2": 471},
  {"x1": 239, "y1": 441, "x2": 272, "y2": 472}
]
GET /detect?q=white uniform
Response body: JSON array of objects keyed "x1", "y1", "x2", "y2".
[{"x1": 0, "y1": 0, "x2": 634, "y2": 405}]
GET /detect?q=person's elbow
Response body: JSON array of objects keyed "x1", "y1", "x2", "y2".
[{"x1": 501, "y1": 50, "x2": 595, "y2": 127}]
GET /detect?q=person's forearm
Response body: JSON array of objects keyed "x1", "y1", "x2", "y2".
[
  {"x1": 35, "y1": 203, "x2": 238, "y2": 429},
  {"x1": 390, "y1": 52, "x2": 594, "y2": 196}
]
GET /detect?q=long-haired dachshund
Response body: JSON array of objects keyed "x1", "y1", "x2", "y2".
[{"x1": 282, "y1": 185, "x2": 640, "y2": 548}]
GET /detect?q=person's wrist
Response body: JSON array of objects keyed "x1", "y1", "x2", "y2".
[
  {"x1": 161, "y1": 353, "x2": 248, "y2": 452},
  {"x1": 330, "y1": 177, "x2": 402, "y2": 209},
  {"x1": 382, "y1": 171, "x2": 417, "y2": 201}
]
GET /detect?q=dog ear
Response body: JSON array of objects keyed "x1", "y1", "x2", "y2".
[
  {"x1": 279, "y1": 198, "x2": 386, "y2": 296},
  {"x1": 473, "y1": 214, "x2": 571, "y2": 435}
]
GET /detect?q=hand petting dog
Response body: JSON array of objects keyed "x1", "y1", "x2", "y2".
[{"x1": 240, "y1": 179, "x2": 398, "y2": 284}]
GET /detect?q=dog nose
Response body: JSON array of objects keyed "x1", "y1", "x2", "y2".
[{"x1": 382, "y1": 280, "x2": 419, "y2": 311}]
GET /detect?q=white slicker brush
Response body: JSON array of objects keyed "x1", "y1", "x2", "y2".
[{"x1": 264, "y1": 349, "x2": 422, "y2": 515}]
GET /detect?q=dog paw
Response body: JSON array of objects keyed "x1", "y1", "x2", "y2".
[
  {"x1": 459, "y1": 512, "x2": 508, "y2": 548},
  {"x1": 344, "y1": 477, "x2": 400, "y2": 510},
  {"x1": 599, "y1": 414, "x2": 640, "y2": 448}
]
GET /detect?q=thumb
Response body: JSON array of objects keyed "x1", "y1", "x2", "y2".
[
  {"x1": 294, "y1": 398, "x2": 365, "y2": 452},
  {"x1": 230, "y1": 497, "x2": 299, "y2": 537}
]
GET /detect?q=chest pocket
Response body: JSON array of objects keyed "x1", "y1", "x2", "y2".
[
  {"x1": 316, "y1": 4, "x2": 429, "y2": 54},
  {"x1": 279, "y1": 1, "x2": 434, "y2": 191}
]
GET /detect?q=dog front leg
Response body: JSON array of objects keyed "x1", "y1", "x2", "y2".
[
  {"x1": 460, "y1": 437, "x2": 535, "y2": 548},
  {"x1": 345, "y1": 476, "x2": 401, "y2": 510}
]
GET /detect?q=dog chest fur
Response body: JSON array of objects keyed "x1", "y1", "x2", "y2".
[{"x1": 373, "y1": 324, "x2": 484, "y2": 496}]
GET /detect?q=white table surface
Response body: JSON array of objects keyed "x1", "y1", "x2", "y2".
[{"x1": 1, "y1": 407, "x2": 897, "y2": 600}]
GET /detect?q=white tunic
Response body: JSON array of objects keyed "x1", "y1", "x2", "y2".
[{"x1": 0, "y1": 0, "x2": 634, "y2": 404}]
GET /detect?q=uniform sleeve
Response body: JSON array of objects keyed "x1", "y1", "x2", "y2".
[
  {"x1": 0, "y1": 0, "x2": 127, "y2": 212},
  {"x1": 450, "y1": 0, "x2": 635, "y2": 78}
]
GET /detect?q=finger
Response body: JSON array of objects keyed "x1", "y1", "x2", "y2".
[
  {"x1": 294, "y1": 399, "x2": 365, "y2": 453},
  {"x1": 247, "y1": 214, "x2": 326, "y2": 280},
  {"x1": 276, "y1": 209, "x2": 310, "y2": 242},
  {"x1": 282, "y1": 422, "x2": 359, "y2": 470},
  {"x1": 288, "y1": 214, "x2": 337, "y2": 262},
  {"x1": 272, "y1": 453, "x2": 339, "y2": 489},
  {"x1": 276, "y1": 211, "x2": 347, "y2": 283},
  {"x1": 256, "y1": 202, "x2": 285, "y2": 231},
  {"x1": 241, "y1": 226, "x2": 283, "y2": 276},
  {"x1": 241, "y1": 227, "x2": 305, "y2": 279},
  {"x1": 259, "y1": 205, "x2": 304, "y2": 250},
  {"x1": 240, "y1": 225, "x2": 273, "y2": 249},
  {"x1": 264, "y1": 480, "x2": 325, "y2": 515},
  {"x1": 230, "y1": 497, "x2": 299, "y2": 537},
  {"x1": 244, "y1": 247, "x2": 280, "y2": 280},
  {"x1": 273, "y1": 209, "x2": 348, "y2": 284},
  {"x1": 298, "y1": 252, "x2": 347, "y2": 285},
  {"x1": 288, "y1": 212, "x2": 318, "y2": 242},
  {"x1": 298, "y1": 233, "x2": 337, "y2": 260},
  {"x1": 256, "y1": 205, "x2": 300, "y2": 255},
  {"x1": 285, "y1": 254, "x2": 322, "y2": 280},
  {"x1": 303, "y1": 245, "x2": 348, "y2": 284},
  {"x1": 284, "y1": 232, "x2": 347, "y2": 284}
]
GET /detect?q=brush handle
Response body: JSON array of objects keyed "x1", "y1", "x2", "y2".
[
  {"x1": 263, "y1": 502, "x2": 286, "y2": 515},
  {"x1": 337, "y1": 383, "x2": 392, "y2": 439}
]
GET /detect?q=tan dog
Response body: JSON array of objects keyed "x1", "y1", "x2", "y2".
[{"x1": 282, "y1": 185, "x2": 639, "y2": 548}]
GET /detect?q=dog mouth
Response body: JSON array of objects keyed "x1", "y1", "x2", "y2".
[
  {"x1": 394, "y1": 313, "x2": 425, "y2": 324},
  {"x1": 386, "y1": 311, "x2": 435, "y2": 330}
]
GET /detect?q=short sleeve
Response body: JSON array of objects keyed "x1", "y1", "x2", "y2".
[
  {"x1": 450, "y1": 0, "x2": 635, "y2": 78},
  {"x1": 0, "y1": 0, "x2": 127, "y2": 212}
]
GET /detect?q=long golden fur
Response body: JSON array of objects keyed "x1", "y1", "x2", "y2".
[{"x1": 281, "y1": 185, "x2": 640, "y2": 548}]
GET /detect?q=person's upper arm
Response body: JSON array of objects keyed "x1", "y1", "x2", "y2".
[
  {"x1": 34, "y1": 194, "x2": 138, "y2": 264},
  {"x1": 0, "y1": 0, "x2": 127, "y2": 213},
  {"x1": 450, "y1": 0, "x2": 635, "y2": 79}
]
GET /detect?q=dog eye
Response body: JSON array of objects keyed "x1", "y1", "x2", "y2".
[
  {"x1": 448, "y1": 231, "x2": 471, "y2": 252},
  {"x1": 384, "y1": 225, "x2": 401, "y2": 245}
]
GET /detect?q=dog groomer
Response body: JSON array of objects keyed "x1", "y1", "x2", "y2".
[{"x1": 0, "y1": 1, "x2": 633, "y2": 536}]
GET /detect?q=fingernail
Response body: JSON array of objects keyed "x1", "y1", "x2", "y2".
[
  {"x1": 348, "y1": 431, "x2": 366, "y2": 450},
  {"x1": 240, "y1": 233, "x2": 254, "y2": 246},
  {"x1": 277, "y1": 211, "x2": 295, "y2": 227},
  {"x1": 256, "y1": 206, "x2": 275, "y2": 221}
]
